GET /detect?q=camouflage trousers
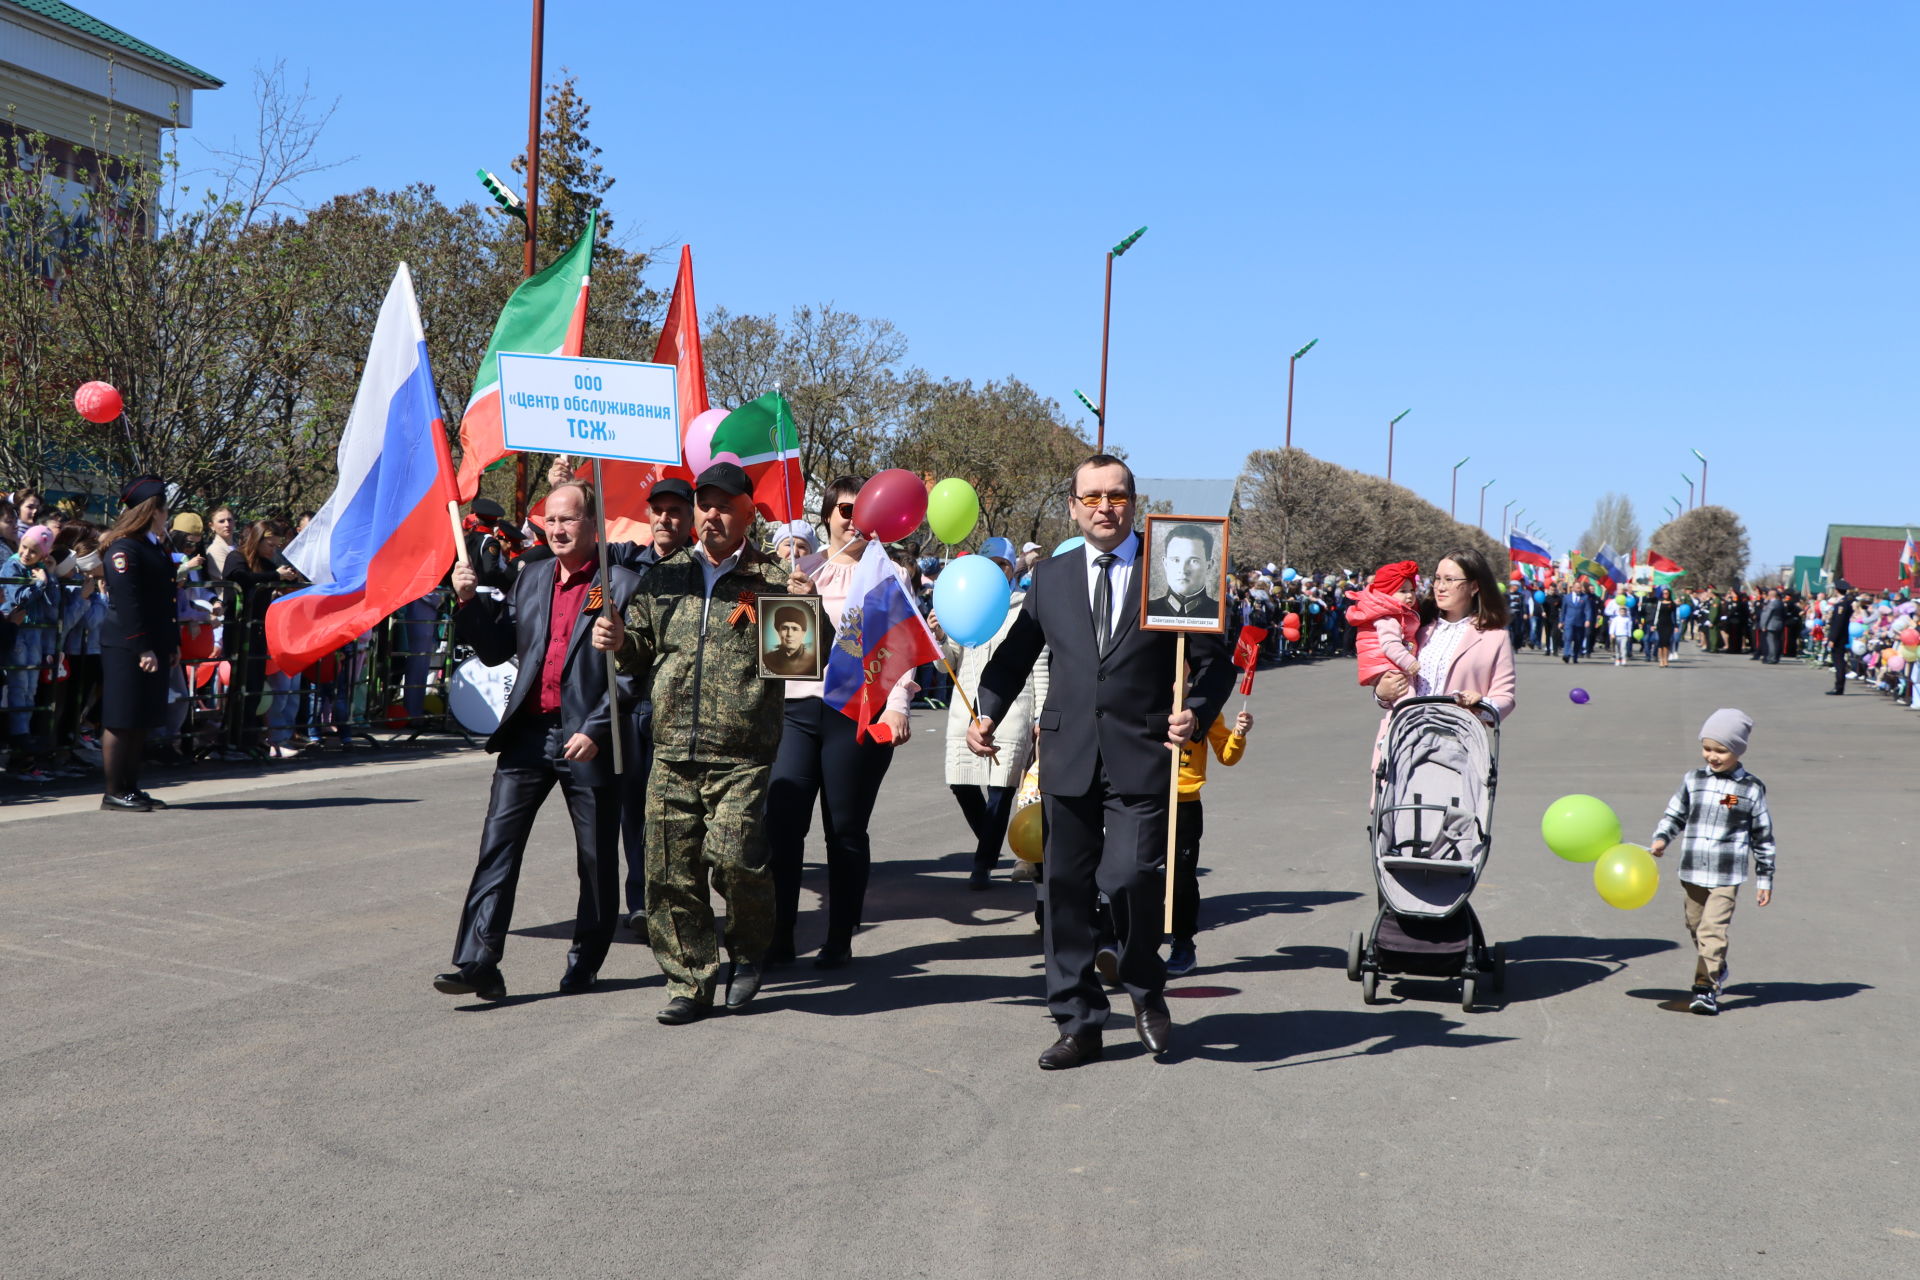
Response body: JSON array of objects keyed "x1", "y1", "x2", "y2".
[{"x1": 645, "y1": 757, "x2": 776, "y2": 1003}]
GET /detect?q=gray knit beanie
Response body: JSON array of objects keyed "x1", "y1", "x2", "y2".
[{"x1": 1700, "y1": 708, "x2": 1753, "y2": 756}]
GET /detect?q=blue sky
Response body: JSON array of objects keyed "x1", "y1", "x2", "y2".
[{"x1": 101, "y1": 0, "x2": 1918, "y2": 570}]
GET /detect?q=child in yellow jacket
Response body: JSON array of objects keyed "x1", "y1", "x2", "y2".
[{"x1": 1167, "y1": 708, "x2": 1253, "y2": 975}]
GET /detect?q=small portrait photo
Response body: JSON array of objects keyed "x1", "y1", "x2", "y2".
[
  {"x1": 1141, "y1": 514, "x2": 1230, "y2": 634},
  {"x1": 758, "y1": 595, "x2": 825, "y2": 680}
]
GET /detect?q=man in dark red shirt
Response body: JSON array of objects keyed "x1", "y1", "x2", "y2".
[{"x1": 434, "y1": 481, "x2": 642, "y2": 1001}]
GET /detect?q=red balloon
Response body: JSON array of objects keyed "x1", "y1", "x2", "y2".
[
  {"x1": 851, "y1": 469, "x2": 928, "y2": 543},
  {"x1": 74, "y1": 380, "x2": 123, "y2": 424},
  {"x1": 1902, "y1": 628, "x2": 1920, "y2": 647}
]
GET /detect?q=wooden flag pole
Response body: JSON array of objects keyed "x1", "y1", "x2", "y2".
[
  {"x1": 1164, "y1": 633, "x2": 1188, "y2": 933},
  {"x1": 592, "y1": 458, "x2": 623, "y2": 776},
  {"x1": 447, "y1": 501, "x2": 469, "y2": 568}
]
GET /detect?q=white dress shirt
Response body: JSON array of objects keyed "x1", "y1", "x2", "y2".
[
  {"x1": 1413, "y1": 614, "x2": 1472, "y2": 697},
  {"x1": 1083, "y1": 534, "x2": 1138, "y2": 641},
  {"x1": 691, "y1": 541, "x2": 744, "y2": 627}
]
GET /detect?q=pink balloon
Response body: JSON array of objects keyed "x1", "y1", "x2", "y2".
[
  {"x1": 74, "y1": 380, "x2": 122, "y2": 424},
  {"x1": 682, "y1": 408, "x2": 730, "y2": 475},
  {"x1": 851, "y1": 469, "x2": 928, "y2": 543},
  {"x1": 710, "y1": 451, "x2": 742, "y2": 468},
  {"x1": 1888, "y1": 652, "x2": 1907, "y2": 672}
]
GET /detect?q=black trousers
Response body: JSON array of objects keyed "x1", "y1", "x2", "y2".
[
  {"x1": 766, "y1": 696, "x2": 896, "y2": 946},
  {"x1": 1170, "y1": 800, "x2": 1204, "y2": 942},
  {"x1": 1834, "y1": 651, "x2": 1849, "y2": 694},
  {"x1": 951, "y1": 783, "x2": 1014, "y2": 867},
  {"x1": 1042, "y1": 770, "x2": 1168, "y2": 1037},
  {"x1": 452, "y1": 713, "x2": 619, "y2": 974},
  {"x1": 619, "y1": 726, "x2": 656, "y2": 915}
]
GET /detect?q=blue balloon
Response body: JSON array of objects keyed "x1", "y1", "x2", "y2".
[
  {"x1": 1677, "y1": 603, "x2": 1692, "y2": 620},
  {"x1": 932, "y1": 554, "x2": 1013, "y2": 647},
  {"x1": 1849, "y1": 620, "x2": 1868, "y2": 639},
  {"x1": 1051, "y1": 536, "x2": 1085, "y2": 558},
  {"x1": 1534, "y1": 590, "x2": 1546, "y2": 604},
  {"x1": 1281, "y1": 567, "x2": 1299, "y2": 582}
]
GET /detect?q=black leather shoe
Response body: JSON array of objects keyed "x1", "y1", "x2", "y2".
[
  {"x1": 433, "y1": 965, "x2": 507, "y2": 1001},
  {"x1": 1133, "y1": 995, "x2": 1173, "y2": 1056},
  {"x1": 814, "y1": 936, "x2": 852, "y2": 970},
  {"x1": 133, "y1": 791, "x2": 169, "y2": 810},
  {"x1": 657, "y1": 996, "x2": 709, "y2": 1025},
  {"x1": 100, "y1": 792, "x2": 152, "y2": 812},
  {"x1": 558, "y1": 963, "x2": 598, "y2": 994},
  {"x1": 1038, "y1": 1031, "x2": 1104, "y2": 1071},
  {"x1": 968, "y1": 864, "x2": 993, "y2": 891},
  {"x1": 725, "y1": 959, "x2": 762, "y2": 1010}
]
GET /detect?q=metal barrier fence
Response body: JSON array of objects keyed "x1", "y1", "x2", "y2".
[{"x1": 2, "y1": 566, "x2": 479, "y2": 780}]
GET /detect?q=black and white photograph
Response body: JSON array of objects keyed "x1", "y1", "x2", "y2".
[
  {"x1": 1140, "y1": 514, "x2": 1230, "y2": 634},
  {"x1": 758, "y1": 594, "x2": 825, "y2": 679}
]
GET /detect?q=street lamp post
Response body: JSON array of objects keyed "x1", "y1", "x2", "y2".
[
  {"x1": 1692, "y1": 449, "x2": 1708, "y2": 507},
  {"x1": 1479, "y1": 478, "x2": 1497, "y2": 531},
  {"x1": 1502, "y1": 500, "x2": 1515, "y2": 542},
  {"x1": 1386, "y1": 409, "x2": 1411, "y2": 483},
  {"x1": 1510, "y1": 508, "x2": 1525, "y2": 544},
  {"x1": 1681, "y1": 474, "x2": 1695, "y2": 510},
  {"x1": 1095, "y1": 225, "x2": 1147, "y2": 451},
  {"x1": 1284, "y1": 339, "x2": 1318, "y2": 449},
  {"x1": 1450, "y1": 456, "x2": 1470, "y2": 519}
]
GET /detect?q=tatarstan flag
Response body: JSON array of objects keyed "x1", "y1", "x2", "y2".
[
  {"x1": 1646, "y1": 550, "x2": 1687, "y2": 587},
  {"x1": 710, "y1": 391, "x2": 805, "y2": 522},
  {"x1": 454, "y1": 211, "x2": 597, "y2": 502}
]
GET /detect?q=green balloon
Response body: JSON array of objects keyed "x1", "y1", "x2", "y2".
[
  {"x1": 1633, "y1": 628, "x2": 1644, "y2": 640},
  {"x1": 926, "y1": 477, "x2": 980, "y2": 545},
  {"x1": 1540, "y1": 793, "x2": 1621, "y2": 863}
]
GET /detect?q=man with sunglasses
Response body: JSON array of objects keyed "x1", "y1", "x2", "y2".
[{"x1": 967, "y1": 454, "x2": 1233, "y2": 1070}]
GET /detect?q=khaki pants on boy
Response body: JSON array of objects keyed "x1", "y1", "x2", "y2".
[{"x1": 1682, "y1": 882, "x2": 1738, "y2": 990}]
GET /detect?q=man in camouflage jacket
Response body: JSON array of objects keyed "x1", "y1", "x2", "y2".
[{"x1": 594, "y1": 462, "x2": 815, "y2": 1025}]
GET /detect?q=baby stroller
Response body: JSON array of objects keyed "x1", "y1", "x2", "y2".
[{"x1": 1346, "y1": 696, "x2": 1506, "y2": 1010}]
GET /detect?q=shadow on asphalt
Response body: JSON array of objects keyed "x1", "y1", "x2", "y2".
[
  {"x1": 1625, "y1": 981, "x2": 1873, "y2": 1013},
  {"x1": 1203, "y1": 890, "x2": 1366, "y2": 928},
  {"x1": 171, "y1": 796, "x2": 423, "y2": 811},
  {"x1": 1498, "y1": 934, "x2": 1680, "y2": 1004},
  {"x1": 754, "y1": 929, "x2": 1049, "y2": 1019},
  {"x1": 1155, "y1": 1007, "x2": 1516, "y2": 1069}
]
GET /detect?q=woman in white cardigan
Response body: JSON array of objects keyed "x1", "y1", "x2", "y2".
[{"x1": 935, "y1": 539, "x2": 1049, "y2": 889}]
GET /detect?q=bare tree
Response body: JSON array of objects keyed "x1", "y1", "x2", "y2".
[
  {"x1": 1580, "y1": 492, "x2": 1642, "y2": 554},
  {"x1": 195, "y1": 62, "x2": 355, "y2": 226}
]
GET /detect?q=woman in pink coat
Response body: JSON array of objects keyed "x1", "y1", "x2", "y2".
[{"x1": 1372, "y1": 548, "x2": 1517, "y2": 755}]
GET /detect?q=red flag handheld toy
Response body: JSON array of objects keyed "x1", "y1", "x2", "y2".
[{"x1": 1234, "y1": 625, "x2": 1268, "y2": 696}]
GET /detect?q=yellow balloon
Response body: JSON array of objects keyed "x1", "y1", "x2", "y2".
[
  {"x1": 1593, "y1": 842, "x2": 1659, "y2": 910},
  {"x1": 1007, "y1": 802, "x2": 1044, "y2": 862}
]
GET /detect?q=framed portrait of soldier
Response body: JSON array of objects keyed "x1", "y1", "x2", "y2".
[
  {"x1": 758, "y1": 595, "x2": 826, "y2": 680},
  {"x1": 1140, "y1": 514, "x2": 1230, "y2": 634}
]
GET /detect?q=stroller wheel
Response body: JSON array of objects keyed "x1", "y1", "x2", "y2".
[
  {"x1": 1461, "y1": 975, "x2": 1478, "y2": 1011},
  {"x1": 1361, "y1": 970, "x2": 1380, "y2": 1005},
  {"x1": 1491, "y1": 943, "x2": 1507, "y2": 992},
  {"x1": 1346, "y1": 930, "x2": 1364, "y2": 982}
]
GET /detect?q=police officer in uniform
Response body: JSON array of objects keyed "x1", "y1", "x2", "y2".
[
  {"x1": 592, "y1": 463, "x2": 813, "y2": 1025},
  {"x1": 97, "y1": 476, "x2": 179, "y2": 812}
]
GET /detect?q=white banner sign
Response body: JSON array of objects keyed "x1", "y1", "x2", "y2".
[{"x1": 496, "y1": 352, "x2": 682, "y2": 464}]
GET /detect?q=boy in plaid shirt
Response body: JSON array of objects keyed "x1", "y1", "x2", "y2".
[{"x1": 1650, "y1": 708, "x2": 1774, "y2": 1016}]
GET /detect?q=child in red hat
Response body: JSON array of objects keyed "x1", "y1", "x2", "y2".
[{"x1": 1346, "y1": 560, "x2": 1422, "y2": 688}]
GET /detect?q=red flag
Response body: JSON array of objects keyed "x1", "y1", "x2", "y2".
[
  {"x1": 1233, "y1": 625, "x2": 1268, "y2": 695},
  {"x1": 577, "y1": 245, "x2": 705, "y2": 542},
  {"x1": 1647, "y1": 551, "x2": 1683, "y2": 574}
]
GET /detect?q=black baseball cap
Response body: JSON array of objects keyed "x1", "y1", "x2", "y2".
[
  {"x1": 693, "y1": 462, "x2": 751, "y2": 497},
  {"x1": 648, "y1": 477, "x2": 694, "y2": 504}
]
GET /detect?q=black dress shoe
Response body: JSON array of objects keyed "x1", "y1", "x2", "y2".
[
  {"x1": 100, "y1": 792, "x2": 152, "y2": 812},
  {"x1": 968, "y1": 864, "x2": 993, "y2": 891},
  {"x1": 557, "y1": 964, "x2": 598, "y2": 994},
  {"x1": 434, "y1": 965, "x2": 507, "y2": 1001},
  {"x1": 132, "y1": 790, "x2": 169, "y2": 810},
  {"x1": 656, "y1": 996, "x2": 709, "y2": 1025},
  {"x1": 813, "y1": 936, "x2": 852, "y2": 970},
  {"x1": 725, "y1": 959, "x2": 762, "y2": 1010},
  {"x1": 1038, "y1": 1031, "x2": 1104, "y2": 1071},
  {"x1": 1133, "y1": 995, "x2": 1173, "y2": 1056}
]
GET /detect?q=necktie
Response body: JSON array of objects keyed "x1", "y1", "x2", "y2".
[{"x1": 1093, "y1": 552, "x2": 1117, "y2": 654}]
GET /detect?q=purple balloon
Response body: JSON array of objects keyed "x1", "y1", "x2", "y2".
[{"x1": 1569, "y1": 688, "x2": 1590, "y2": 705}]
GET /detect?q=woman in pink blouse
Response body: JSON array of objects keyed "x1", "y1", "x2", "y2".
[
  {"x1": 1372, "y1": 548, "x2": 1518, "y2": 742},
  {"x1": 766, "y1": 477, "x2": 918, "y2": 969}
]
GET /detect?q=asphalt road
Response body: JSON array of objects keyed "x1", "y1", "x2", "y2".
[{"x1": 3, "y1": 645, "x2": 1915, "y2": 1279}]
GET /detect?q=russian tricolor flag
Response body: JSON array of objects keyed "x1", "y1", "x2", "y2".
[
  {"x1": 268, "y1": 264, "x2": 459, "y2": 674},
  {"x1": 822, "y1": 542, "x2": 940, "y2": 742},
  {"x1": 1508, "y1": 531, "x2": 1553, "y2": 570}
]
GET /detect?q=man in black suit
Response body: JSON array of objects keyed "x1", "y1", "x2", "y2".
[
  {"x1": 1144, "y1": 521, "x2": 1220, "y2": 625},
  {"x1": 1827, "y1": 585, "x2": 1854, "y2": 694},
  {"x1": 969, "y1": 455, "x2": 1233, "y2": 1069},
  {"x1": 433, "y1": 481, "x2": 642, "y2": 1001}
]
